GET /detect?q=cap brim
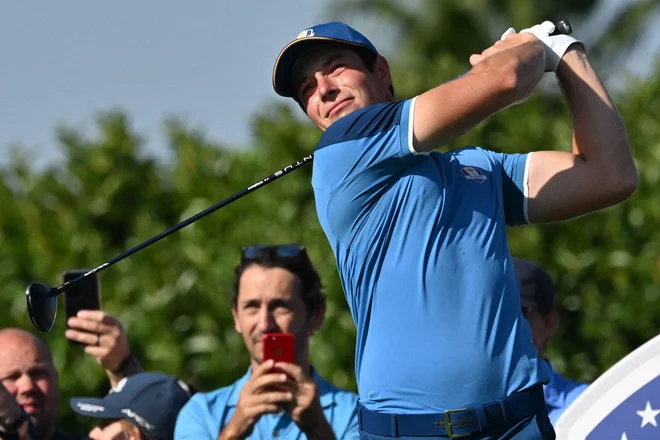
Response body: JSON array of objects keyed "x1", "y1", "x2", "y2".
[
  {"x1": 272, "y1": 37, "x2": 373, "y2": 98},
  {"x1": 70, "y1": 397, "x2": 118, "y2": 419}
]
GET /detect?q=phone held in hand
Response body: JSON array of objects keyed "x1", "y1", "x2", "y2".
[
  {"x1": 262, "y1": 332, "x2": 295, "y2": 364},
  {"x1": 63, "y1": 269, "x2": 101, "y2": 347}
]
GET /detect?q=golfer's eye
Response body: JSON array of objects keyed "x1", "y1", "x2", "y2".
[
  {"x1": 300, "y1": 83, "x2": 314, "y2": 99},
  {"x1": 329, "y1": 63, "x2": 346, "y2": 75}
]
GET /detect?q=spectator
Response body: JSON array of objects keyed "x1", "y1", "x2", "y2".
[
  {"x1": 174, "y1": 244, "x2": 359, "y2": 440},
  {"x1": 0, "y1": 312, "x2": 141, "y2": 440},
  {"x1": 514, "y1": 258, "x2": 589, "y2": 425},
  {"x1": 69, "y1": 372, "x2": 192, "y2": 440}
]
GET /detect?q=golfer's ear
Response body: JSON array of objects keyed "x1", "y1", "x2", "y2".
[{"x1": 374, "y1": 55, "x2": 392, "y2": 90}]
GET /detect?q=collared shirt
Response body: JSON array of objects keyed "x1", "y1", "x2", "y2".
[
  {"x1": 173, "y1": 367, "x2": 359, "y2": 439},
  {"x1": 311, "y1": 97, "x2": 550, "y2": 413},
  {"x1": 543, "y1": 361, "x2": 589, "y2": 425}
]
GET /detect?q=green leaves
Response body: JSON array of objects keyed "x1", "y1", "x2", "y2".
[{"x1": 3, "y1": 0, "x2": 660, "y2": 434}]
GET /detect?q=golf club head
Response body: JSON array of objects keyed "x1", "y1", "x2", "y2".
[{"x1": 26, "y1": 283, "x2": 58, "y2": 333}]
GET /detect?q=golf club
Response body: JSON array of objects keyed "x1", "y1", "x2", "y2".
[
  {"x1": 26, "y1": 154, "x2": 314, "y2": 332},
  {"x1": 551, "y1": 20, "x2": 572, "y2": 36},
  {"x1": 25, "y1": 19, "x2": 574, "y2": 333}
]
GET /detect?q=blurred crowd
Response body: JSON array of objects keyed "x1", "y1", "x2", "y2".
[{"x1": 0, "y1": 245, "x2": 590, "y2": 440}]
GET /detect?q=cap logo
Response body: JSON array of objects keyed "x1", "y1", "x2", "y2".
[
  {"x1": 121, "y1": 408, "x2": 155, "y2": 431},
  {"x1": 297, "y1": 29, "x2": 315, "y2": 39},
  {"x1": 77, "y1": 402, "x2": 105, "y2": 412},
  {"x1": 178, "y1": 380, "x2": 191, "y2": 395},
  {"x1": 110, "y1": 377, "x2": 128, "y2": 394}
]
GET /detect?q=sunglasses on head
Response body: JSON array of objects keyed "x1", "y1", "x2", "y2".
[{"x1": 241, "y1": 244, "x2": 307, "y2": 262}]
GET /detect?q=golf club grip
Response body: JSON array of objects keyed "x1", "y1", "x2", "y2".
[
  {"x1": 550, "y1": 20, "x2": 572, "y2": 36},
  {"x1": 55, "y1": 154, "x2": 315, "y2": 293}
]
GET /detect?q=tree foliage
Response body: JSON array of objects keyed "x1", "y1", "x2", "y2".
[{"x1": 2, "y1": 0, "x2": 660, "y2": 434}]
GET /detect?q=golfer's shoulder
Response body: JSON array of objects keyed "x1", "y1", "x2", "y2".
[
  {"x1": 443, "y1": 144, "x2": 500, "y2": 168},
  {"x1": 317, "y1": 99, "x2": 411, "y2": 151}
]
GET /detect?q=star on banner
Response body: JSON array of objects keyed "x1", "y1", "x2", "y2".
[{"x1": 637, "y1": 401, "x2": 660, "y2": 428}]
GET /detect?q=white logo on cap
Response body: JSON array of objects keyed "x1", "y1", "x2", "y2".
[
  {"x1": 297, "y1": 29, "x2": 315, "y2": 39},
  {"x1": 121, "y1": 409, "x2": 155, "y2": 431},
  {"x1": 110, "y1": 377, "x2": 128, "y2": 394},
  {"x1": 77, "y1": 402, "x2": 105, "y2": 412}
]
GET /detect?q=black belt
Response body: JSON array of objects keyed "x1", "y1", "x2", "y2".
[{"x1": 358, "y1": 385, "x2": 546, "y2": 438}]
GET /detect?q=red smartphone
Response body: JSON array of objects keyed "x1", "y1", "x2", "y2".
[
  {"x1": 63, "y1": 269, "x2": 101, "y2": 347},
  {"x1": 262, "y1": 333, "x2": 295, "y2": 364}
]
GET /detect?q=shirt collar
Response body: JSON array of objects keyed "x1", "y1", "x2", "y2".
[{"x1": 227, "y1": 365, "x2": 337, "y2": 409}]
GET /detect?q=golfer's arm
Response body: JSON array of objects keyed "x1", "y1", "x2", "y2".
[
  {"x1": 526, "y1": 47, "x2": 638, "y2": 223},
  {"x1": 412, "y1": 42, "x2": 544, "y2": 152}
]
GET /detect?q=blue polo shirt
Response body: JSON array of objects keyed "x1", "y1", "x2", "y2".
[
  {"x1": 543, "y1": 360, "x2": 589, "y2": 425},
  {"x1": 173, "y1": 367, "x2": 359, "y2": 440},
  {"x1": 312, "y1": 97, "x2": 551, "y2": 413}
]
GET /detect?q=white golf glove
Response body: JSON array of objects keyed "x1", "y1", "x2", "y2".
[
  {"x1": 520, "y1": 21, "x2": 584, "y2": 72},
  {"x1": 501, "y1": 21, "x2": 584, "y2": 72}
]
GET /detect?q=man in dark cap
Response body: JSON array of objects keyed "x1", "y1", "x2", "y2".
[{"x1": 514, "y1": 258, "x2": 589, "y2": 425}]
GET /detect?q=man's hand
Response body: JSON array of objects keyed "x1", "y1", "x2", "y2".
[
  {"x1": 0, "y1": 383, "x2": 31, "y2": 440},
  {"x1": 273, "y1": 363, "x2": 335, "y2": 440},
  {"x1": 469, "y1": 31, "x2": 544, "y2": 67},
  {"x1": 220, "y1": 360, "x2": 294, "y2": 440},
  {"x1": 65, "y1": 310, "x2": 134, "y2": 373}
]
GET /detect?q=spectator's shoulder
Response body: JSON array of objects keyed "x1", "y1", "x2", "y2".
[
  {"x1": 317, "y1": 100, "x2": 410, "y2": 151},
  {"x1": 180, "y1": 382, "x2": 240, "y2": 416}
]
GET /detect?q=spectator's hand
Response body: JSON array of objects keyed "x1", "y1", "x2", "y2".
[
  {"x1": 0, "y1": 382, "x2": 22, "y2": 423},
  {"x1": 0, "y1": 382, "x2": 30, "y2": 439},
  {"x1": 221, "y1": 360, "x2": 294, "y2": 439},
  {"x1": 65, "y1": 310, "x2": 131, "y2": 372},
  {"x1": 273, "y1": 362, "x2": 334, "y2": 439}
]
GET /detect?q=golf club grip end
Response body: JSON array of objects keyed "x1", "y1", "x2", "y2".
[{"x1": 551, "y1": 20, "x2": 572, "y2": 36}]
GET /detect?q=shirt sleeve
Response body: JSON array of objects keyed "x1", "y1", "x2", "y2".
[
  {"x1": 174, "y1": 395, "x2": 215, "y2": 440},
  {"x1": 482, "y1": 150, "x2": 533, "y2": 226}
]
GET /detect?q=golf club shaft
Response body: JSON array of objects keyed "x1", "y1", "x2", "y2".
[
  {"x1": 551, "y1": 20, "x2": 572, "y2": 36},
  {"x1": 54, "y1": 154, "x2": 315, "y2": 294}
]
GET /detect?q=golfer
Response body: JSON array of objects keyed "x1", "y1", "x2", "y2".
[{"x1": 271, "y1": 20, "x2": 636, "y2": 439}]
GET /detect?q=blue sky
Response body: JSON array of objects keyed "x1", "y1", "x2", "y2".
[
  {"x1": 0, "y1": 1, "x2": 338, "y2": 168},
  {"x1": 2, "y1": 1, "x2": 659, "y2": 169}
]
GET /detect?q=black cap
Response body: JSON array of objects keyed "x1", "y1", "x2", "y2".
[
  {"x1": 70, "y1": 372, "x2": 191, "y2": 440},
  {"x1": 513, "y1": 258, "x2": 555, "y2": 313}
]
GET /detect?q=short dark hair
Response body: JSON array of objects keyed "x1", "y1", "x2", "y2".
[{"x1": 232, "y1": 245, "x2": 324, "y2": 315}]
